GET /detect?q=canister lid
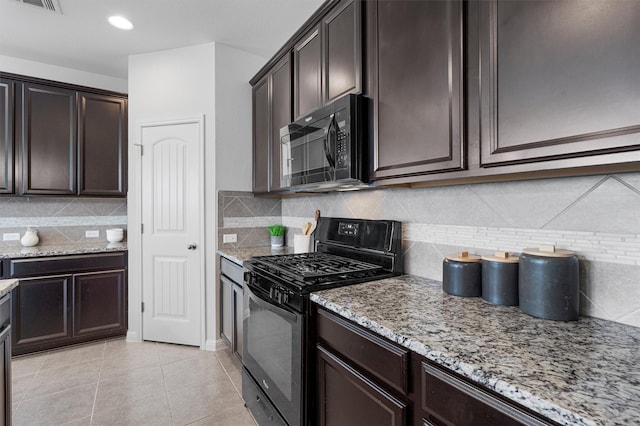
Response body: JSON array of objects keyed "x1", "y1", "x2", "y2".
[
  {"x1": 522, "y1": 245, "x2": 575, "y2": 258},
  {"x1": 481, "y1": 251, "x2": 520, "y2": 263},
  {"x1": 445, "y1": 251, "x2": 481, "y2": 262}
]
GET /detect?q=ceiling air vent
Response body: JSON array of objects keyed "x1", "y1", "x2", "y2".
[{"x1": 16, "y1": 0, "x2": 62, "y2": 14}]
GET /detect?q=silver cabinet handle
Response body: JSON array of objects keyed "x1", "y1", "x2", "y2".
[{"x1": 187, "y1": 243, "x2": 197, "y2": 250}]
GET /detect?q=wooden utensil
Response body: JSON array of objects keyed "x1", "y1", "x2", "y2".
[{"x1": 302, "y1": 222, "x2": 312, "y2": 235}]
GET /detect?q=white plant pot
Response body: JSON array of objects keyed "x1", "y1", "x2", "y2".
[{"x1": 270, "y1": 235, "x2": 284, "y2": 247}]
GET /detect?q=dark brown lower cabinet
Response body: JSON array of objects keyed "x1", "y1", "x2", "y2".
[
  {"x1": 10, "y1": 252, "x2": 127, "y2": 356},
  {"x1": 12, "y1": 275, "x2": 73, "y2": 351},
  {"x1": 312, "y1": 304, "x2": 555, "y2": 426},
  {"x1": 0, "y1": 293, "x2": 12, "y2": 426},
  {"x1": 219, "y1": 256, "x2": 244, "y2": 359},
  {"x1": 413, "y1": 354, "x2": 552, "y2": 426},
  {"x1": 314, "y1": 306, "x2": 409, "y2": 425},
  {"x1": 316, "y1": 345, "x2": 406, "y2": 426},
  {"x1": 74, "y1": 270, "x2": 126, "y2": 337}
]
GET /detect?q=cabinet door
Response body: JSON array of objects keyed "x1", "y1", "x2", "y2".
[
  {"x1": 18, "y1": 83, "x2": 77, "y2": 195},
  {"x1": 316, "y1": 346, "x2": 406, "y2": 426},
  {"x1": 270, "y1": 55, "x2": 292, "y2": 192},
  {"x1": 0, "y1": 325, "x2": 10, "y2": 426},
  {"x1": 369, "y1": 0, "x2": 465, "y2": 180},
  {"x1": 233, "y1": 283, "x2": 243, "y2": 359},
  {"x1": 0, "y1": 294, "x2": 10, "y2": 426},
  {"x1": 0, "y1": 78, "x2": 14, "y2": 195},
  {"x1": 73, "y1": 270, "x2": 126, "y2": 337},
  {"x1": 253, "y1": 77, "x2": 270, "y2": 193},
  {"x1": 323, "y1": 0, "x2": 361, "y2": 104},
  {"x1": 220, "y1": 275, "x2": 233, "y2": 346},
  {"x1": 479, "y1": 0, "x2": 640, "y2": 167},
  {"x1": 78, "y1": 92, "x2": 127, "y2": 196},
  {"x1": 294, "y1": 25, "x2": 322, "y2": 118},
  {"x1": 11, "y1": 274, "x2": 73, "y2": 355}
]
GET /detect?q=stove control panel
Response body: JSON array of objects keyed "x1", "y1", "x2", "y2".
[
  {"x1": 338, "y1": 222, "x2": 360, "y2": 237},
  {"x1": 269, "y1": 285, "x2": 294, "y2": 304}
]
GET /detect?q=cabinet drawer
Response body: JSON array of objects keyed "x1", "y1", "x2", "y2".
[
  {"x1": 316, "y1": 307, "x2": 409, "y2": 395},
  {"x1": 418, "y1": 360, "x2": 550, "y2": 426},
  {"x1": 9, "y1": 252, "x2": 126, "y2": 278},
  {"x1": 220, "y1": 257, "x2": 244, "y2": 284}
]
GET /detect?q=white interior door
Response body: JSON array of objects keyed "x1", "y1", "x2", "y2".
[{"x1": 140, "y1": 118, "x2": 204, "y2": 346}]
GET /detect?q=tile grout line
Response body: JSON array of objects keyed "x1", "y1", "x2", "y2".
[
  {"x1": 540, "y1": 175, "x2": 609, "y2": 230},
  {"x1": 157, "y1": 343, "x2": 177, "y2": 426},
  {"x1": 88, "y1": 339, "x2": 108, "y2": 426}
]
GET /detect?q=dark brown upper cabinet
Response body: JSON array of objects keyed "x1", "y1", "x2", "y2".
[
  {"x1": 270, "y1": 56, "x2": 292, "y2": 192},
  {"x1": 5, "y1": 74, "x2": 127, "y2": 198},
  {"x1": 253, "y1": 77, "x2": 270, "y2": 194},
  {"x1": 78, "y1": 93, "x2": 127, "y2": 196},
  {"x1": 253, "y1": 54, "x2": 292, "y2": 194},
  {"x1": 367, "y1": 0, "x2": 465, "y2": 181},
  {"x1": 18, "y1": 82, "x2": 77, "y2": 195},
  {"x1": 479, "y1": 0, "x2": 640, "y2": 167},
  {"x1": 294, "y1": 24, "x2": 322, "y2": 119},
  {"x1": 294, "y1": 0, "x2": 361, "y2": 119},
  {"x1": 0, "y1": 78, "x2": 14, "y2": 194}
]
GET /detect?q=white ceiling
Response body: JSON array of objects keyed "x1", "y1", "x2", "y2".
[{"x1": 0, "y1": 0, "x2": 324, "y2": 80}]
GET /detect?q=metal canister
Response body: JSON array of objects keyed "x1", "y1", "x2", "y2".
[
  {"x1": 519, "y1": 247, "x2": 579, "y2": 321},
  {"x1": 443, "y1": 252, "x2": 482, "y2": 297},
  {"x1": 481, "y1": 252, "x2": 519, "y2": 306}
]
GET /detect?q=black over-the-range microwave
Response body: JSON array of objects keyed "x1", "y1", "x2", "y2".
[{"x1": 279, "y1": 94, "x2": 368, "y2": 192}]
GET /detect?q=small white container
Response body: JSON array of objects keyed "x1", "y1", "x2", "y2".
[
  {"x1": 293, "y1": 234, "x2": 311, "y2": 253},
  {"x1": 106, "y1": 228, "x2": 124, "y2": 243}
]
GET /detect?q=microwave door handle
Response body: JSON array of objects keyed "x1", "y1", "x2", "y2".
[{"x1": 324, "y1": 117, "x2": 337, "y2": 169}]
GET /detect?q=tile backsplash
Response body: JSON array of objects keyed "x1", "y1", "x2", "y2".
[
  {"x1": 0, "y1": 197, "x2": 127, "y2": 248},
  {"x1": 219, "y1": 172, "x2": 640, "y2": 328},
  {"x1": 217, "y1": 191, "x2": 281, "y2": 249}
]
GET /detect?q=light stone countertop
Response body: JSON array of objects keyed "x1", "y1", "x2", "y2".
[
  {"x1": 217, "y1": 246, "x2": 293, "y2": 265},
  {"x1": 311, "y1": 275, "x2": 640, "y2": 426},
  {"x1": 0, "y1": 242, "x2": 127, "y2": 259},
  {"x1": 0, "y1": 279, "x2": 18, "y2": 298}
]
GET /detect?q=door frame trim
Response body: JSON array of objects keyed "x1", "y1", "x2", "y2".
[{"x1": 134, "y1": 115, "x2": 206, "y2": 348}]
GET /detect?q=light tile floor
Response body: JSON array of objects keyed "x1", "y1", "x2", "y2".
[{"x1": 11, "y1": 338, "x2": 255, "y2": 426}]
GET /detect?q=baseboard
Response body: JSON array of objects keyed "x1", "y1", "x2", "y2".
[
  {"x1": 126, "y1": 331, "x2": 141, "y2": 342},
  {"x1": 203, "y1": 338, "x2": 227, "y2": 351}
]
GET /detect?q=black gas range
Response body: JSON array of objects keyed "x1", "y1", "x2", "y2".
[{"x1": 242, "y1": 217, "x2": 402, "y2": 426}]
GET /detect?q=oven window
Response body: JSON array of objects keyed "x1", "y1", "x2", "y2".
[{"x1": 246, "y1": 294, "x2": 296, "y2": 401}]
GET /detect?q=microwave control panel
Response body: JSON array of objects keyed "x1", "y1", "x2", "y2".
[{"x1": 336, "y1": 117, "x2": 349, "y2": 168}]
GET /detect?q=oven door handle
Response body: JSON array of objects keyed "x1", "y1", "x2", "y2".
[{"x1": 247, "y1": 285, "x2": 300, "y2": 322}]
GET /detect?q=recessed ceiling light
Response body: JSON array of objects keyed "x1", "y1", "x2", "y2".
[{"x1": 108, "y1": 15, "x2": 134, "y2": 30}]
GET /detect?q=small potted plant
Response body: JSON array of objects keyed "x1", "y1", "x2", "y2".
[{"x1": 268, "y1": 225, "x2": 286, "y2": 248}]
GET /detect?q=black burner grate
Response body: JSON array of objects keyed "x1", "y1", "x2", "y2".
[{"x1": 250, "y1": 252, "x2": 384, "y2": 281}]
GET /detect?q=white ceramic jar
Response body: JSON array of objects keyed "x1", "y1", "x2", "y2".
[{"x1": 21, "y1": 227, "x2": 39, "y2": 247}]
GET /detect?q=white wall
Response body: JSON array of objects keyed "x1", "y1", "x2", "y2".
[
  {"x1": 0, "y1": 54, "x2": 127, "y2": 93},
  {"x1": 127, "y1": 42, "x2": 262, "y2": 349},
  {"x1": 214, "y1": 44, "x2": 264, "y2": 191},
  {"x1": 127, "y1": 42, "x2": 217, "y2": 348}
]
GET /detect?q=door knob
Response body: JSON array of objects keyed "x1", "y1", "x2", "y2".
[{"x1": 187, "y1": 243, "x2": 197, "y2": 250}]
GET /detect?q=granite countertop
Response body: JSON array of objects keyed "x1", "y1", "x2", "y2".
[
  {"x1": 0, "y1": 242, "x2": 128, "y2": 259},
  {"x1": 0, "y1": 279, "x2": 18, "y2": 297},
  {"x1": 217, "y1": 246, "x2": 293, "y2": 265},
  {"x1": 311, "y1": 275, "x2": 640, "y2": 426}
]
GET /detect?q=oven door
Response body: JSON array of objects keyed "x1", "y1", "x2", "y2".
[{"x1": 243, "y1": 282, "x2": 303, "y2": 426}]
